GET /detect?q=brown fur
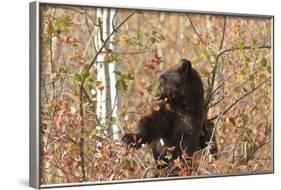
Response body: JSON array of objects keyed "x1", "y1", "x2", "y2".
[{"x1": 122, "y1": 59, "x2": 205, "y2": 165}]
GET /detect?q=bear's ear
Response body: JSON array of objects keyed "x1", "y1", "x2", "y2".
[{"x1": 180, "y1": 59, "x2": 192, "y2": 80}]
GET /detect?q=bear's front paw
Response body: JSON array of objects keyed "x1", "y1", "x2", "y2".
[{"x1": 122, "y1": 133, "x2": 142, "y2": 149}]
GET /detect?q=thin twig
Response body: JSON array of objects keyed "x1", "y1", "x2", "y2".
[
  {"x1": 84, "y1": 8, "x2": 98, "y2": 53},
  {"x1": 205, "y1": 42, "x2": 271, "y2": 109},
  {"x1": 87, "y1": 11, "x2": 137, "y2": 72},
  {"x1": 79, "y1": 85, "x2": 87, "y2": 181},
  {"x1": 208, "y1": 76, "x2": 271, "y2": 122},
  {"x1": 60, "y1": 6, "x2": 96, "y2": 24},
  {"x1": 186, "y1": 14, "x2": 207, "y2": 46},
  {"x1": 207, "y1": 96, "x2": 225, "y2": 109},
  {"x1": 100, "y1": 50, "x2": 155, "y2": 55},
  {"x1": 78, "y1": 10, "x2": 137, "y2": 137},
  {"x1": 205, "y1": 17, "x2": 227, "y2": 109},
  {"x1": 245, "y1": 127, "x2": 271, "y2": 162},
  {"x1": 209, "y1": 74, "x2": 233, "y2": 98},
  {"x1": 215, "y1": 45, "x2": 271, "y2": 63}
]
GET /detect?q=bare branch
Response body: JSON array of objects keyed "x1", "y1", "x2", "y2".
[
  {"x1": 88, "y1": 11, "x2": 136, "y2": 71},
  {"x1": 261, "y1": 35, "x2": 271, "y2": 46},
  {"x1": 204, "y1": 17, "x2": 226, "y2": 109},
  {"x1": 209, "y1": 74, "x2": 233, "y2": 98},
  {"x1": 245, "y1": 135, "x2": 270, "y2": 162},
  {"x1": 207, "y1": 95, "x2": 225, "y2": 109},
  {"x1": 215, "y1": 44, "x2": 271, "y2": 63},
  {"x1": 79, "y1": 85, "x2": 87, "y2": 181},
  {"x1": 100, "y1": 49, "x2": 155, "y2": 55},
  {"x1": 208, "y1": 76, "x2": 271, "y2": 122},
  {"x1": 61, "y1": 6, "x2": 96, "y2": 24},
  {"x1": 186, "y1": 14, "x2": 207, "y2": 46},
  {"x1": 205, "y1": 41, "x2": 271, "y2": 109},
  {"x1": 84, "y1": 8, "x2": 98, "y2": 53},
  {"x1": 76, "y1": 12, "x2": 137, "y2": 153}
]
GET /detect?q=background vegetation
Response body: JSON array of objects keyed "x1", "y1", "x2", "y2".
[{"x1": 39, "y1": 4, "x2": 272, "y2": 184}]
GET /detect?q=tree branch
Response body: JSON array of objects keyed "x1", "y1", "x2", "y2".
[
  {"x1": 87, "y1": 11, "x2": 137, "y2": 72},
  {"x1": 207, "y1": 95, "x2": 225, "y2": 109},
  {"x1": 84, "y1": 8, "x2": 98, "y2": 53},
  {"x1": 100, "y1": 49, "x2": 155, "y2": 55},
  {"x1": 205, "y1": 16, "x2": 227, "y2": 109},
  {"x1": 209, "y1": 74, "x2": 233, "y2": 99},
  {"x1": 79, "y1": 85, "x2": 87, "y2": 181},
  {"x1": 205, "y1": 42, "x2": 271, "y2": 109},
  {"x1": 186, "y1": 14, "x2": 207, "y2": 46},
  {"x1": 208, "y1": 76, "x2": 271, "y2": 122},
  {"x1": 245, "y1": 133, "x2": 270, "y2": 162},
  {"x1": 215, "y1": 45, "x2": 271, "y2": 63}
]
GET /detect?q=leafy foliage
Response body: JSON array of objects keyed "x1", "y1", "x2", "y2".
[
  {"x1": 114, "y1": 71, "x2": 134, "y2": 93},
  {"x1": 40, "y1": 5, "x2": 272, "y2": 185}
]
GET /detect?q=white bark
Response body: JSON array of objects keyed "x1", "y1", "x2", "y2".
[
  {"x1": 95, "y1": 8, "x2": 106, "y2": 133},
  {"x1": 95, "y1": 8, "x2": 120, "y2": 139},
  {"x1": 109, "y1": 9, "x2": 120, "y2": 140}
]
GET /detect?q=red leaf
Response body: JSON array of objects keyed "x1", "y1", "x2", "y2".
[{"x1": 145, "y1": 64, "x2": 155, "y2": 70}]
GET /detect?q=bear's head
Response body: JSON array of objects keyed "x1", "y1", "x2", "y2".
[{"x1": 157, "y1": 58, "x2": 192, "y2": 102}]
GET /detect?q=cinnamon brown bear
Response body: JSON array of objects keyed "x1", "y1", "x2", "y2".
[{"x1": 122, "y1": 59, "x2": 205, "y2": 165}]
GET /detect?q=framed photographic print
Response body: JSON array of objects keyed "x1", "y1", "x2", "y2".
[{"x1": 29, "y1": 1, "x2": 274, "y2": 188}]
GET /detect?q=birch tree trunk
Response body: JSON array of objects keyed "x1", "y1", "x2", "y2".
[
  {"x1": 108, "y1": 9, "x2": 120, "y2": 140},
  {"x1": 95, "y1": 8, "x2": 120, "y2": 139}
]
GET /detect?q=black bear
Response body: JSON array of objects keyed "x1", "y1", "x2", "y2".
[
  {"x1": 122, "y1": 59, "x2": 205, "y2": 166},
  {"x1": 122, "y1": 101, "x2": 177, "y2": 162}
]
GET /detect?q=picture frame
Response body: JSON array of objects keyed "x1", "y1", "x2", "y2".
[{"x1": 29, "y1": 1, "x2": 274, "y2": 188}]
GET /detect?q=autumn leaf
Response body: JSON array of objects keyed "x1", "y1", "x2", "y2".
[{"x1": 144, "y1": 64, "x2": 155, "y2": 70}]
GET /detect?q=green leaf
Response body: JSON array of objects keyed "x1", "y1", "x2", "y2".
[
  {"x1": 244, "y1": 56, "x2": 251, "y2": 62},
  {"x1": 111, "y1": 116, "x2": 117, "y2": 123},
  {"x1": 250, "y1": 82, "x2": 255, "y2": 89},
  {"x1": 104, "y1": 54, "x2": 119, "y2": 64},
  {"x1": 260, "y1": 57, "x2": 267, "y2": 67},
  {"x1": 238, "y1": 41, "x2": 245, "y2": 49},
  {"x1": 267, "y1": 66, "x2": 271, "y2": 74},
  {"x1": 116, "y1": 79, "x2": 128, "y2": 92},
  {"x1": 74, "y1": 74, "x2": 82, "y2": 82},
  {"x1": 113, "y1": 71, "x2": 122, "y2": 76},
  {"x1": 124, "y1": 73, "x2": 134, "y2": 80},
  {"x1": 123, "y1": 152, "x2": 129, "y2": 157},
  {"x1": 114, "y1": 71, "x2": 134, "y2": 93},
  {"x1": 249, "y1": 74, "x2": 255, "y2": 81},
  {"x1": 242, "y1": 114, "x2": 249, "y2": 124},
  {"x1": 252, "y1": 38, "x2": 257, "y2": 46},
  {"x1": 150, "y1": 37, "x2": 156, "y2": 44},
  {"x1": 124, "y1": 37, "x2": 132, "y2": 48},
  {"x1": 202, "y1": 50, "x2": 212, "y2": 58},
  {"x1": 240, "y1": 68, "x2": 246, "y2": 75},
  {"x1": 82, "y1": 71, "x2": 90, "y2": 79}
]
